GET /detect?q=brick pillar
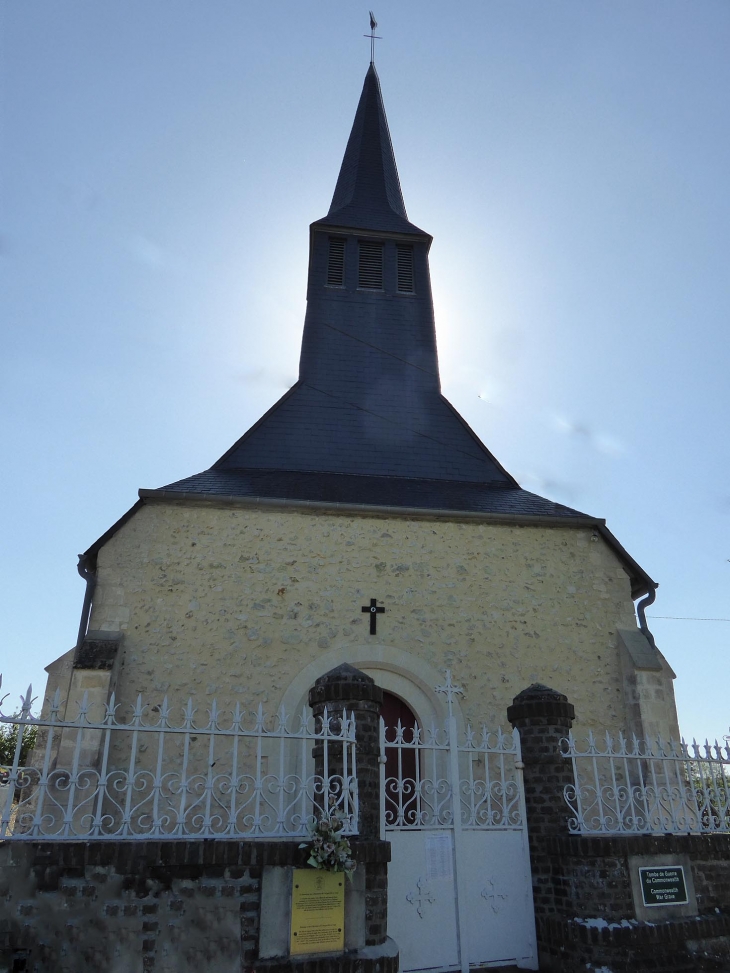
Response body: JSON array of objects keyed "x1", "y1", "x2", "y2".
[
  {"x1": 309, "y1": 663, "x2": 383, "y2": 840},
  {"x1": 309, "y1": 664, "x2": 391, "y2": 949},
  {"x1": 507, "y1": 682, "x2": 575, "y2": 839},
  {"x1": 507, "y1": 683, "x2": 576, "y2": 935}
]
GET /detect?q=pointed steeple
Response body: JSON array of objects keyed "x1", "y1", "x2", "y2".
[
  {"x1": 153, "y1": 63, "x2": 606, "y2": 536},
  {"x1": 314, "y1": 65, "x2": 427, "y2": 237},
  {"x1": 172, "y1": 64, "x2": 516, "y2": 487}
]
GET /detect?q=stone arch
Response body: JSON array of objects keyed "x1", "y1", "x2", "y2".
[{"x1": 276, "y1": 643, "x2": 464, "y2": 735}]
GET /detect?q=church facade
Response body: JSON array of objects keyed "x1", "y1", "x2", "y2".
[
  {"x1": 10, "y1": 61, "x2": 730, "y2": 973},
  {"x1": 41, "y1": 64, "x2": 679, "y2": 748}
]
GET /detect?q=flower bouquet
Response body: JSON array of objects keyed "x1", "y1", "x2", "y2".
[{"x1": 300, "y1": 797, "x2": 356, "y2": 880}]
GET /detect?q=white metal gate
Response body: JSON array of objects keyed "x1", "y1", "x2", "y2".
[{"x1": 380, "y1": 674, "x2": 537, "y2": 973}]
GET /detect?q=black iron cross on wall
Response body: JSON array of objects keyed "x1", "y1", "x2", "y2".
[{"x1": 362, "y1": 598, "x2": 385, "y2": 635}]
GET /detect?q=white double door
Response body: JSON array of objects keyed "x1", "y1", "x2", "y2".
[{"x1": 387, "y1": 828, "x2": 537, "y2": 972}]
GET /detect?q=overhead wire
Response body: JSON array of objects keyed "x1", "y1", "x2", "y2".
[{"x1": 647, "y1": 615, "x2": 730, "y2": 622}]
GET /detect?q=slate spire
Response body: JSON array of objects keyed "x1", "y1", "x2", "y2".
[
  {"x1": 200, "y1": 57, "x2": 513, "y2": 487},
  {"x1": 156, "y1": 64, "x2": 599, "y2": 529},
  {"x1": 315, "y1": 64, "x2": 427, "y2": 236}
]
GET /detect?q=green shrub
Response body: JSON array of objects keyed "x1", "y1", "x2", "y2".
[{"x1": 0, "y1": 719, "x2": 38, "y2": 767}]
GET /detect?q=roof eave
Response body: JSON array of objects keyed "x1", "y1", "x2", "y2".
[
  {"x1": 80, "y1": 499, "x2": 145, "y2": 566},
  {"x1": 594, "y1": 523, "x2": 657, "y2": 599}
]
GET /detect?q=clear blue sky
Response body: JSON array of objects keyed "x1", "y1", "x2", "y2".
[{"x1": 1, "y1": 1, "x2": 728, "y2": 742}]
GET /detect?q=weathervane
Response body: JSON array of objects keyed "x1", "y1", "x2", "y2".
[{"x1": 364, "y1": 11, "x2": 382, "y2": 65}]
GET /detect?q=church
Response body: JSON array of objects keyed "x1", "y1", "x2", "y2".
[
  {"x1": 41, "y1": 61, "x2": 679, "y2": 747},
  {"x1": 9, "y1": 59, "x2": 730, "y2": 973}
]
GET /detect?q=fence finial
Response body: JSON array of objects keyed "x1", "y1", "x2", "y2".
[
  {"x1": 20, "y1": 684, "x2": 34, "y2": 716},
  {"x1": 435, "y1": 669, "x2": 464, "y2": 720}
]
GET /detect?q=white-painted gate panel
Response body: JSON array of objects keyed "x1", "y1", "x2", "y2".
[
  {"x1": 388, "y1": 831, "x2": 460, "y2": 972},
  {"x1": 388, "y1": 830, "x2": 536, "y2": 971},
  {"x1": 459, "y1": 830, "x2": 536, "y2": 968},
  {"x1": 381, "y1": 676, "x2": 537, "y2": 972}
]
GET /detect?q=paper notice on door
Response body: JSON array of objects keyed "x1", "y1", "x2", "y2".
[{"x1": 425, "y1": 832, "x2": 453, "y2": 882}]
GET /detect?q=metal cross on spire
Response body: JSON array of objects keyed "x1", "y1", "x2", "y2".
[
  {"x1": 364, "y1": 11, "x2": 382, "y2": 64},
  {"x1": 435, "y1": 669, "x2": 465, "y2": 720}
]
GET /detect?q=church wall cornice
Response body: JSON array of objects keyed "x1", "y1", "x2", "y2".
[
  {"x1": 138, "y1": 486, "x2": 603, "y2": 528},
  {"x1": 137, "y1": 488, "x2": 653, "y2": 598}
]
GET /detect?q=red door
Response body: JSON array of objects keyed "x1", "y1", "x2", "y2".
[{"x1": 382, "y1": 692, "x2": 419, "y2": 825}]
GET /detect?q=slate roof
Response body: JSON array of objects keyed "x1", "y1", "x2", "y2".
[
  {"x1": 154, "y1": 468, "x2": 586, "y2": 519},
  {"x1": 152, "y1": 62, "x2": 588, "y2": 517},
  {"x1": 209, "y1": 384, "x2": 516, "y2": 484}
]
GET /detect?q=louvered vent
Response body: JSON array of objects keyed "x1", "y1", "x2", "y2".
[
  {"x1": 358, "y1": 242, "x2": 384, "y2": 289},
  {"x1": 396, "y1": 245, "x2": 414, "y2": 293},
  {"x1": 327, "y1": 237, "x2": 346, "y2": 286}
]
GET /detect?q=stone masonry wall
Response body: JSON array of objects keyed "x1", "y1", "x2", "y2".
[{"x1": 83, "y1": 498, "x2": 650, "y2": 733}]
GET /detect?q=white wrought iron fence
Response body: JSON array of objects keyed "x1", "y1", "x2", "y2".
[
  {"x1": 380, "y1": 671, "x2": 525, "y2": 834},
  {"x1": 380, "y1": 716, "x2": 525, "y2": 831},
  {"x1": 562, "y1": 730, "x2": 730, "y2": 835},
  {"x1": 0, "y1": 679, "x2": 358, "y2": 841}
]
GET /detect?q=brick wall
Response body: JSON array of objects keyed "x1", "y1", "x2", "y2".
[
  {"x1": 0, "y1": 839, "x2": 391, "y2": 973},
  {"x1": 509, "y1": 684, "x2": 730, "y2": 973},
  {"x1": 536, "y1": 835, "x2": 730, "y2": 972},
  {"x1": 0, "y1": 841, "x2": 261, "y2": 973},
  {"x1": 364, "y1": 862, "x2": 388, "y2": 947},
  {"x1": 541, "y1": 834, "x2": 730, "y2": 919}
]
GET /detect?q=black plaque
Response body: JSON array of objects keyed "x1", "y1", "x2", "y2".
[{"x1": 638, "y1": 866, "x2": 688, "y2": 906}]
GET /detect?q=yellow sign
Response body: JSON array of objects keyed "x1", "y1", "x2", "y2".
[{"x1": 290, "y1": 868, "x2": 345, "y2": 955}]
